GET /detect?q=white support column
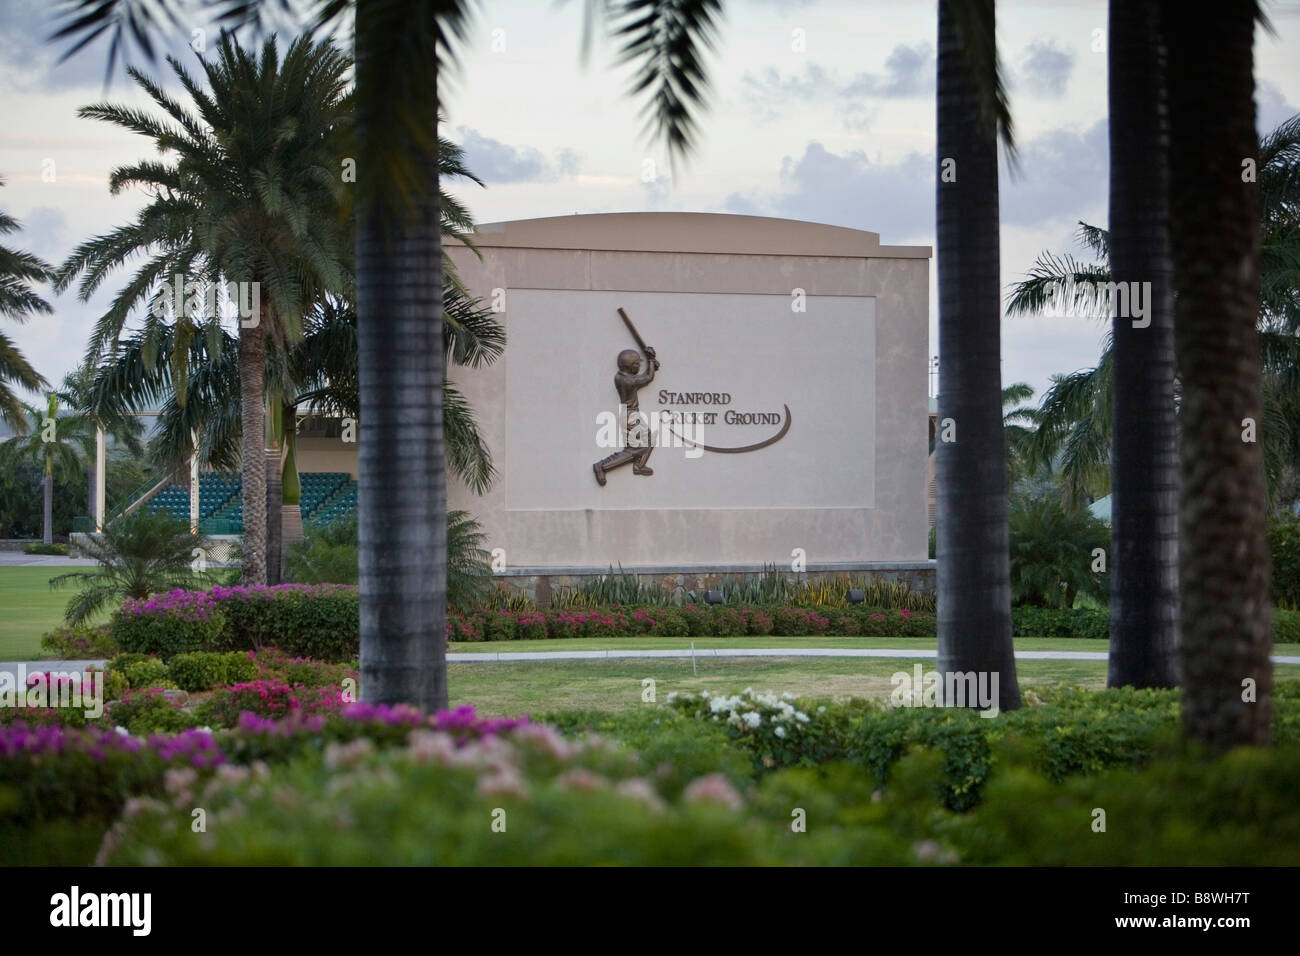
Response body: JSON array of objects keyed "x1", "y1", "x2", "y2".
[
  {"x1": 94, "y1": 427, "x2": 106, "y2": 532},
  {"x1": 190, "y1": 431, "x2": 200, "y2": 534}
]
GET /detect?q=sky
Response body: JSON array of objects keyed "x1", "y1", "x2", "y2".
[{"x1": 1, "y1": 0, "x2": 1299, "y2": 407}]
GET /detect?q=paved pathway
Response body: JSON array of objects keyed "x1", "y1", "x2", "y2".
[{"x1": 0, "y1": 553, "x2": 97, "y2": 567}]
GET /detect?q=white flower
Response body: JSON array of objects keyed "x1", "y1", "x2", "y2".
[
  {"x1": 774, "y1": 725, "x2": 786, "y2": 738},
  {"x1": 795, "y1": 711, "x2": 810, "y2": 723},
  {"x1": 113, "y1": 726, "x2": 131, "y2": 736},
  {"x1": 742, "y1": 711, "x2": 762, "y2": 729},
  {"x1": 781, "y1": 692, "x2": 794, "y2": 701}
]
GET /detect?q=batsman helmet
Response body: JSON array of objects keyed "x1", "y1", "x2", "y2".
[{"x1": 617, "y1": 349, "x2": 641, "y2": 372}]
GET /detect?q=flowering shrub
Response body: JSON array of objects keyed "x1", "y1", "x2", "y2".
[
  {"x1": 167, "y1": 650, "x2": 260, "y2": 692},
  {"x1": 110, "y1": 654, "x2": 172, "y2": 690},
  {"x1": 112, "y1": 590, "x2": 226, "y2": 657},
  {"x1": 545, "y1": 609, "x2": 586, "y2": 638},
  {"x1": 0, "y1": 704, "x2": 537, "y2": 864},
  {"x1": 104, "y1": 689, "x2": 192, "y2": 735},
  {"x1": 651, "y1": 607, "x2": 689, "y2": 636},
  {"x1": 679, "y1": 604, "x2": 714, "y2": 637},
  {"x1": 93, "y1": 719, "x2": 819, "y2": 867},
  {"x1": 0, "y1": 671, "x2": 102, "y2": 728},
  {"x1": 834, "y1": 614, "x2": 862, "y2": 636},
  {"x1": 442, "y1": 603, "x2": 942, "y2": 641},
  {"x1": 447, "y1": 614, "x2": 485, "y2": 642},
  {"x1": 195, "y1": 680, "x2": 346, "y2": 727},
  {"x1": 711, "y1": 607, "x2": 747, "y2": 637},
  {"x1": 249, "y1": 647, "x2": 355, "y2": 690},
  {"x1": 108, "y1": 584, "x2": 359, "y2": 660},
  {"x1": 738, "y1": 607, "x2": 774, "y2": 635},
  {"x1": 669, "y1": 688, "x2": 856, "y2": 771},
  {"x1": 482, "y1": 611, "x2": 517, "y2": 642},
  {"x1": 773, "y1": 607, "x2": 831, "y2": 636},
  {"x1": 39, "y1": 625, "x2": 120, "y2": 659},
  {"x1": 581, "y1": 610, "x2": 626, "y2": 638},
  {"x1": 516, "y1": 611, "x2": 548, "y2": 641}
]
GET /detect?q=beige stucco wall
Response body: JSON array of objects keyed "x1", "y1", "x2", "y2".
[
  {"x1": 440, "y1": 212, "x2": 931, "y2": 570},
  {"x1": 294, "y1": 437, "x2": 358, "y2": 478}
]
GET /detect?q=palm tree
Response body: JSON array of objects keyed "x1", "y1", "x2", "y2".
[
  {"x1": 0, "y1": 177, "x2": 51, "y2": 431},
  {"x1": 1010, "y1": 113, "x2": 1300, "y2": 696},
  {"x1": 82, "y1": 290, "x2": 502, "y2": 525},
  {"x1": 53, "y1": 34, "x2": 352, "y2": 588},
  {"x1": 1009, "y1": 116, "x2": 1300, "y2": 507},
  {"x1": 1165, "y1": 4, "x2": 1272, "y2": 748},
  {"x1": 52, "y1": 0, "x2": 728, "y2": 709},
  {"x1": 54, "y1": 366, "x2": 145, "y2": 525},
  {"x1": 934, "y1": 0, "x2": 1022, "y2": 712},
  {"x1": 1008, "y1": 493, "x2": 1109, "y2": 609},
  {"x1": 50, "y1": 508, "x2": 211, "y2": 625},
  {"x1": 1105, "y1": 0, "x2": 1179, "y2": 689},
  {"x1": 0, "y1": 395, "x2": 95, "y2": 544},
  {"x1": 1002, "y1": 382, "x2": 1039, "y2": 488}
]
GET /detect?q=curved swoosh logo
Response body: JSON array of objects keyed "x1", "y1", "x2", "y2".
[{"x1": 668, "y1": 404, "x2": 792, "y2": 454}]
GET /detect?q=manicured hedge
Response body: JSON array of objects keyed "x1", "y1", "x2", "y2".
[
  {"x1": 446, "y1": 604, "x2": 935, "y2": 641},
  {"x1": 110, "y1": 585, "x2": 359, "y2": 661},
  {"x1": 1010, "y1": 607, "x2": 1109, "y2": 639},
  {"x1": 107, "y1": 588, "x2": 1300, "y2": 657}
]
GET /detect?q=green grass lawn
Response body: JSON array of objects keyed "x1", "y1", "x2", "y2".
[
  {"x1": 448, "y1": 636, "x2": 1300, "y2": 658},
  {"x1": 445, "y1": 656, "x2": 1300, "y2": 716},
  {"x1": 0, "y1": 567, "x2": 107, "y2": 660}
]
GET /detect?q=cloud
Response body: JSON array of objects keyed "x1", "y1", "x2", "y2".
[
  {"x1": 740, "y1": 42, "x2": 933, "y2": 127},
  {"x1": 1013, "y1": 40, "x2": 1075, "y2": 98},
  {"x1": 842, "y1": 43, "x2": 934, "y2": 98},
  {"x1": 724, "y1": 141, "x2": 933, "y2": 243},
  {"x1": 722, "y1": 119, "x2": 1108, "y2": 242},
  {"x1": 454, "y1": 126, "x2": 581, "y2": 184},
  {"x1": 8, "y1": 205, "x2": 69, "y2": 264},
  {"x1": 1258, "y1": 80, "x2": 1300, "y2": 136},
  {"x1": 0, "y1": 0, "x2": 241, "y2": 93},
  {"x1": 999, "y1": 120, "x2": 1108, "y2": 227}
]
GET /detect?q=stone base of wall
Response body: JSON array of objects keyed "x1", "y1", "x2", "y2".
[
  {"x1": 0, "y1": 539, "x2": 37, "y2": 552},
  {"x1": 494, "y1": 561, "x2": 936, "y2": 607}
]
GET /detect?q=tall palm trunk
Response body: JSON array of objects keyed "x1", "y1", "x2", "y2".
[
  {"x1": 355, "y1": 1, "x2": 448, "y2": 710},
  {"x1": 1166, "y1": 3, "x2": 1271, "y2": 747},
  {"x1": 935, "y1": 0, "x2": 1021, "y2": 712},
  {"x1": 1107, "y1": 0, "x2": 1180, "y2": 688},
  {"x1": 43, "y1": 467, "x2": 53, "y2": 545},
  {"x1": 238, "y1": 320, "x2": 267, "y2": 586}
]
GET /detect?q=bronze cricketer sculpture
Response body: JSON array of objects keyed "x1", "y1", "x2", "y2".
[{"x1": 593, "y1": 308, "x2": 660, "y2": 486}]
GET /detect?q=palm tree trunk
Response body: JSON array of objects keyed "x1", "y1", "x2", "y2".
[
  {"x1": 935, "y1": 0, "x2": 1021, "y2": 713},
  {"x1": 1106, "y1": 0, "x2": 1180, "y2": 688},
  {"x1": 355, "y1": 0, "x2": 448, "y2": 711},
  {"x1": 238, "y1": 319, "x2": 267, "y2": 586},
  {"x1": 43, "y1": 469, "x2": 53, "y2": 545},
  {"x1": 1166, "y1": 4, "x2": 1271, "y2": 747}
]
